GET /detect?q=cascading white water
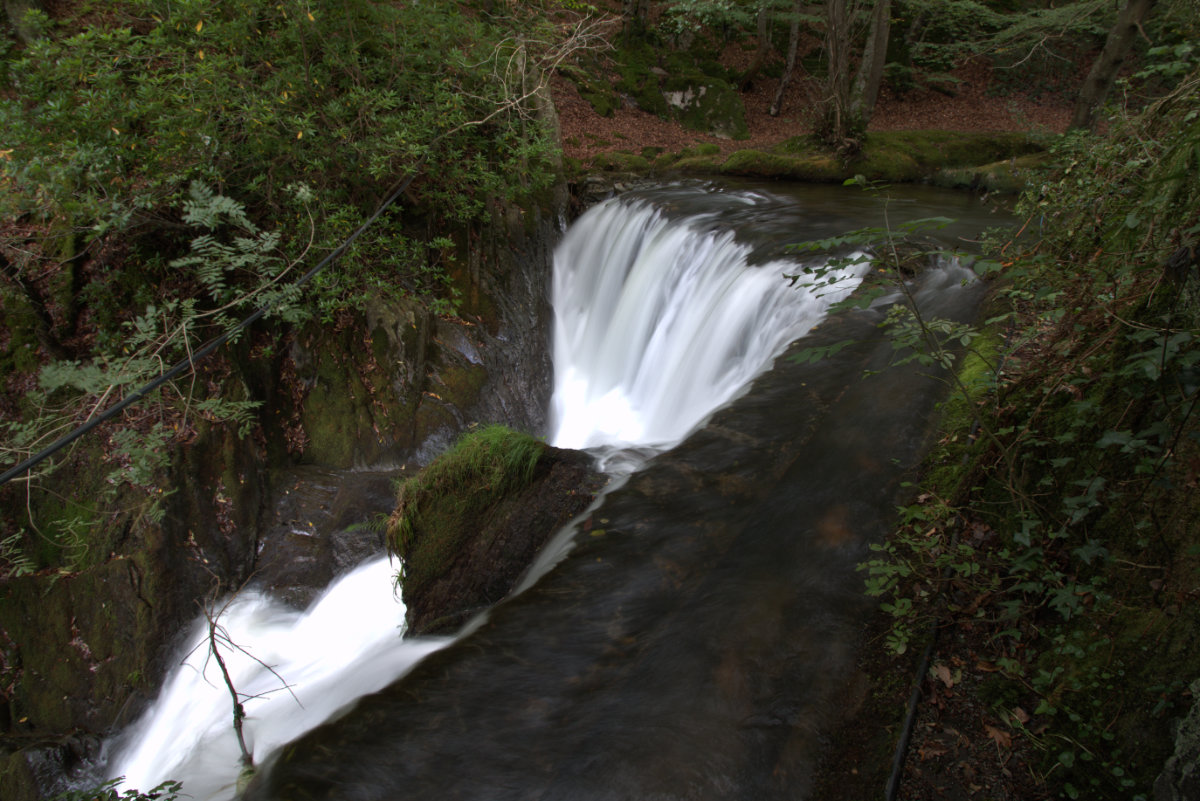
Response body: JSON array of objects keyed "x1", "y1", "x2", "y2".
[
  {"x1": 104, "y1": 187, "x2": 871, "y2": 800},
  {"x1": 549, "y1": 195, "x2": 866, "y2": 455},
  {"x1": 107, "y1": 557, "x2": 449, "y2": 800}
]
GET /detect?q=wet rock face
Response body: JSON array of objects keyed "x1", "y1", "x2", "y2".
[
  {"x1": 397, "y1": 446, "x2": 605, "y2": 636},
  {"x1": 1156, "y1": 678, "x2": 1200, "y2": 801},
  {"x1": 253, "y1": 467, "x2": 398, "y2": 609},
  {"x1": 0, "y1": 196, "x2": 565, "y2": 796},
  {"x1": 288, "y1": 210, "x2": 561, "y2": 471}
]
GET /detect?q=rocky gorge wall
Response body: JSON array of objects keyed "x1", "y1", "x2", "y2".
[{"x1": 0, "y1": 190, "x2": 568, "y2": 799}]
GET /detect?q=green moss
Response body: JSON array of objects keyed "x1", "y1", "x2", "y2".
[
  {"x1": 386, "y1": 425, "x2": 545, "y2": 599},
  {"x1": 933, "y1": 153, "x2": 1052, "y2": 194},
  {"x1": 719, "y1": 149, "x2": 843, "y2": 181},
  {"x1": 610, "y1": 42, "x2": 747, "y2": 138},
  {"x1": 848, "y1": 131, "x2": 1046, "y2": 181},
  {"x1": 921, "y1": 323, "x2": 1004, "y2": 498},
  {"x1": 661, "y1": 76, "x2": 748, "y2": 139},
  {"x1": 670, "y1": 154, "x2": 724, "y2": 173},
  {"x1": 299, "y1": 348, "x2": 374, "y2": 467},
  {"x1": 711, "y1": 131, "x2": 1046, "y2": 183},
  {"x1": 592, "y1": 151, "x2": 651, "y2": 172},
  {"x1": 433, "y1": 363, "x2": 487, "y2": 410},
  {"x1": 772, "y1": 135, "x2": 822, "y2": 155}
]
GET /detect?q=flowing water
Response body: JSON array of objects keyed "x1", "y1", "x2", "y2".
[
  {"x1": 548, "y1": 192, "x2": 866, "y2": 455},
  {"x1": 106, "y1": 181, "x2": 1004, "y2": 800}
]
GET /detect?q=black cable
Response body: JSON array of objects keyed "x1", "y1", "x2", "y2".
[
  {"x1": 885, "y1": 626, "x2": 937, "y2": 801},
  {"x1": 0, "y1": 168, "x2": 422, "y2": 488}
]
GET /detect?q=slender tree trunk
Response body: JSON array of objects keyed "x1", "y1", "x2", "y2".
[
  {"x1": 740, "y1": 5, "x2": 774, "y2": 91},
  {"x1": 821, "y1": 0, "x2": 853, "y2": 142},
  {"x1": 848, "y1": 0, "x2": 891, "y2": 127},
  {"x1": 4, "y1": 0, "x2": 45, "y2": 44},
  {"x1": 622, "y1": 0, "x2": 652, "y2": 40},
  {"x1": 770, "y1": 0, "x2": 803, "y2": 116},
  {"x1": 1069, "y1": 0, "x2": 1158, "y2": 131}
]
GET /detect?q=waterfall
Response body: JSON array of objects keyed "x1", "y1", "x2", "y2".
[
  {"x1": 104, "y1": 184, "x2": 877, "y2": 800},
  {"x1": 549, "y1": 194, "x2": 866, "y2": 457},
  {"x1": 106, "y1": 557, "x2": 449, "y2": 800}
]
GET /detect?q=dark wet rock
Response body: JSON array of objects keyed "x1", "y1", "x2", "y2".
[
  {"x1": 394, "y1": 444, "x2": 605, "y2": 636},
  {"x1": 1156, "y1": 678, "x2": 1200, "y2": 801},
  {"x1": 254, "y1": 467, "x2": 397, "y2": 608},
  {"x1": 0, "y1": 733, "x2": 102, "y2": 801}
]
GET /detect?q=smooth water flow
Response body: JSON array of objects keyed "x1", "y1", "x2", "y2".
[
  {"x1": 104, "y1": 181, "x2": 1000, "y2": 801},
  {"x1": 107, "y1": 558, "x2": 449, "y2": 799},
  {"x1": 549, "y1": 194, "x2": 865, "y2": 454}
]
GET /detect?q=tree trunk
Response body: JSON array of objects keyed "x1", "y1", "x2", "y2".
[
  {"x1": 848, "y1": 0, "x2": 891, "y2": 127},
  {"x1": 4, "y1": 0, "x2": 46, "y2": 44},
  {"x1": 1069, "y1": 0, "x2": 1158, "y2": 131},
  {"x1": 740, "y1": 5, "x2": 774, "y2": 91},
  {"x1": 821, "y1": 0, "x2": 853, "y2": 142},
  {"x1": 622, "y1": 0, "x2": 652, "y2": 40},
  {"x1": 770, "y1": 0, "x2": 803, "y2": 116}
]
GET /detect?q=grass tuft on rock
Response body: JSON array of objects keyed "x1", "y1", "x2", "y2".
[{"x1": 386, "y1": 425, "x2": 544, "y2": 599}]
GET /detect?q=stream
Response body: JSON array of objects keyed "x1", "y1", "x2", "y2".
[{"x1": 104, "y1": 180, "x2": 1005, "y2": 800}]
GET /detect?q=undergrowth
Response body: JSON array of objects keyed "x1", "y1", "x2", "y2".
[{"x1": 859, "y1": 69, "x2": 1200, "y2": 799}]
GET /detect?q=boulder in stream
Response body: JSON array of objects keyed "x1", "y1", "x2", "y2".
[{"x1": 387, "y1": 425, "x2": 604, "y2": 635}]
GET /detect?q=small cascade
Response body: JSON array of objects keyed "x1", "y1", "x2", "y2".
[
  {"x1": 106, "y1": 557, "x2": 449, "y2": 800},
  {"x1": 549, "y1": 194, "x2": 866, "y2": 456}
]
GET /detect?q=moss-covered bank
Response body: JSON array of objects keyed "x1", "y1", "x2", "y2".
[{"x1": 576, "y1": 130, "x2": 1049, "y2": 192}]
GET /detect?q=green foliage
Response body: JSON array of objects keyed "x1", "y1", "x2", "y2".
[
  {"x1": 0, "y1": 0, "x2": 577, "y2": 567},
  {"x1": 860, "y1": 71, "x2": 1200, "y2": 798},
  {"x1": 0, "y1": 0, "x2": 570, "y2": 406},
  {"x1": 984, "y1": 0, "x2": 1106, "y2": 96},
  {"x1": 660, "y1": 0, "x2": 763, "y2": 43},
  {"x1": 1, "y1": 186, "x2": 291, "y2": 538},
  {"x1": 0, "y1": 530, "x2": 37, "y2": 578},
  {"x1": 895, "y1": 0, "x2": 1007, "y2": 78},
  {"x1": 52, "y1": 778, "x2": 183, "y2": 801}
]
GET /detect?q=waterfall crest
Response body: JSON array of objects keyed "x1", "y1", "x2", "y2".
[{"x1": 549, "y1": 195, "x2": 866, "y2": 454}]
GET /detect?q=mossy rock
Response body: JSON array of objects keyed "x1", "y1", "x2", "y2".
[
  {"x1": 719, "y1": 149, "x2": 843, "y2": 182},
  {"x1": 660, "y1": 76, "x2": 748, "y2": 139},
  {"x1": 848, "y1": 131, "x2": 1046, "y2": 181},
  {"x1": 715, "y1": 131, "x2": 1046, "y2": 183},
  {"x1": 932, "y1": 153, "x2": 1051, "y2": 194},
  {"x1": 387, "y1": 425, "x2": 604, "y2": 634},
  {"x1": 0, "y1": 555, "x2": 168, "y2": 733},
  {"x1": 611, "y1": 42, "x2": 748, "y2": 139}
]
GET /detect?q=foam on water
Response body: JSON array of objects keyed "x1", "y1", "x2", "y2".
[
  {"x1": 108, "y1": 557, "x2": 448, "y2": 800},
  {"x1": 549, "y1": 196, "x2": 866, "y2": 455}
]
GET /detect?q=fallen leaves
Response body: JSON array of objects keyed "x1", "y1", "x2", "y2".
[
  {"x1": 933, "y1": 662, "x2": 955, "y2": 688},
  {"x1": 985, "y1": 723, "x2": 1013, "y2": 750}
]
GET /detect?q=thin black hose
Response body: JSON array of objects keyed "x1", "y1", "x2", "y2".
[{"x1": 885, "y1": 627, "x2": 937, "y2": 801}]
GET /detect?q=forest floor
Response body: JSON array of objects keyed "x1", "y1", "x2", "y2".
[
  {"x1": 552, "y1": 55, "x2": 1082, "y2": 801},
  {"x1": 554, "y1": 55, "x2": 1077, "y2": 165}
]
